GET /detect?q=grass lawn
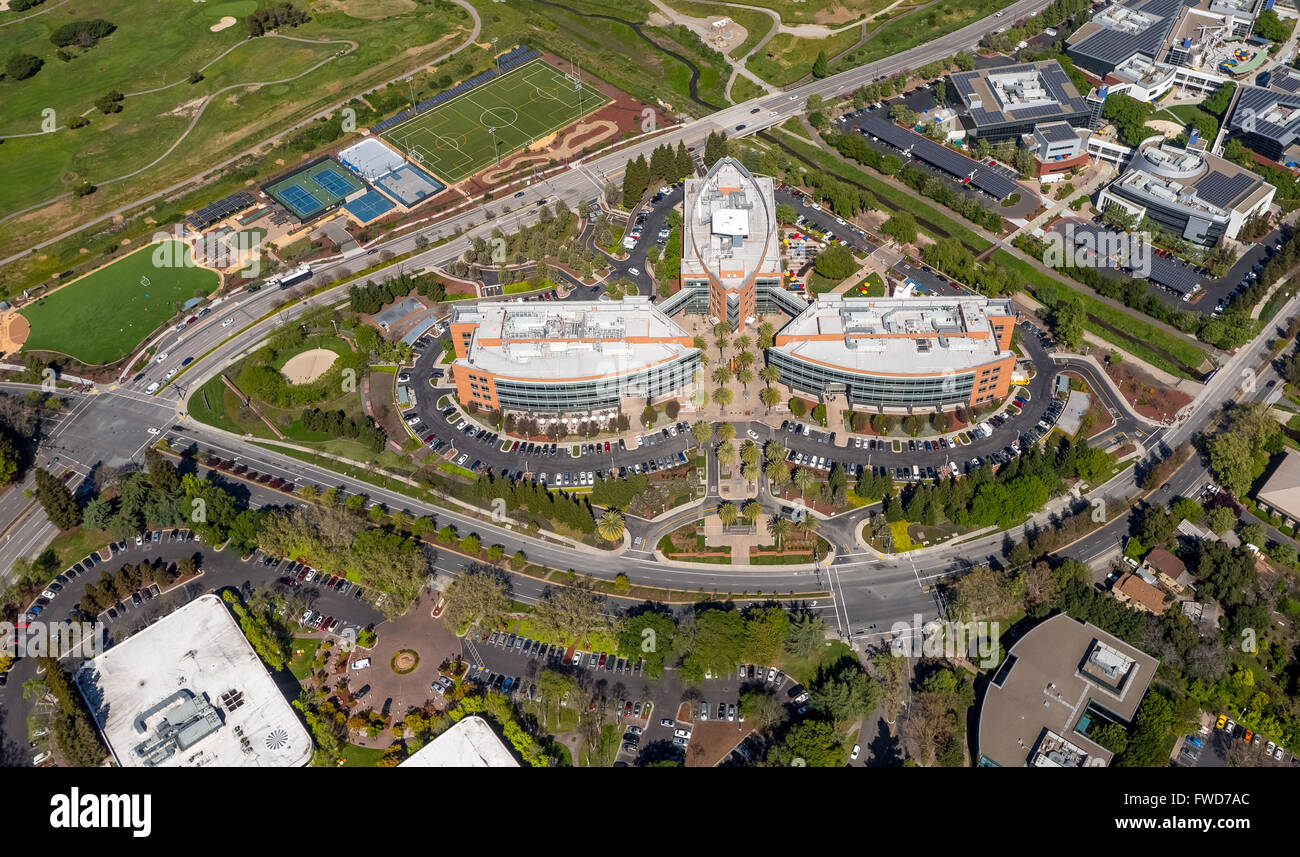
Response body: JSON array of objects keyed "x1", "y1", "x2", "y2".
[
  {"x1": 832, "y1": 0, "x2": 1016, "y2": 73},
  {"x1": 381, "y1": 60, "x2": 608, "y2": 185},
  {"x1": 782, "y1": 640, "x2": 855, "y2": 686},
  {"x1": 848, "y1": 272, "x2": 887, "y2": 297},
  {"x1": 890, "y1": 520, "x2": 914, "y2": 552},
  {"x1": 47, "y1": 527, "x2": 112, "y2": 570},
  {"x1": 748, "y1": 27, "x2": 862, "y2": 87},
  {"x1": 337, "y1": 743, "x2": 387, "y2": 767},
  {"x1": 0, "y1": 0, "x2": 471, "y2": 263},
  {"x1": 20, "y1": 241, "x2": 218, "y2": 364},
  {"x1": 288, "y1": 637, "x2": 321, "y2": 681},
  {"x1": 729, "y1": 75, "x2": 766, "y2": 104}
]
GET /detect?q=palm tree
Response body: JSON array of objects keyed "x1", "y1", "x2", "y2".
[
  {"x1": 714, "y1": 333, "x2": 729, "y2": 360},
  {"x1": 737, "y1": 350, "x2": 755, "y2": 371},
  {"x1": 734, "y1": 334, "x2": 753, "y2": 353},
  {"x1": 737, "y1": 367, "x2": 754, "y2": 392},
  {"x1": 713, "y1": 386, "x2": 733, "y2": 412},
  {"x1": 717, "y1": 501, "x2": 739, "y2": 528},
  {"x1": 692, "y1": 334, "x2": 707, "y2": 353},
  {"x1": 741, "y1": 460, "x2": 760, "y2": 486},
  {"x1": 741, "y1": 499, "x2": 762, "y2": 526},
  {"x1": 716, "y1": 423, "x2": 737, "y2": 443},
  {"x1": 691, "y1": 420, "x2": 714, "y2": 446},
  {"x1": 713, "y1": 321, "x2": 731, "y2": 340},
  {"x1": 596, "y1": 509, "x2": 626, "y2": 543},
  {"x1": 767, "y1": 515, "x2": 791, "y2": 550},
  {"x1": 760, "y1": 386, "x2": 781, "y2": 413},
  {"x1": 764, "y1": 441, "x2": 787, "y2": 465},
  {"x1": 795, "y1": 513, "x2": 820, "y2": 540},
  {"x1": 740, "y1": 440, "x2": 760, "y2": 465},
  {"x1": 716, "y1": 441, "x2": 737, "y2": 468},
  {"x1": 712, "y1": 365, "x2": 733, "y2": 388},
  {"x1": 764, "y1": 459, "x2": 788, "y2": 492},
  {"x1": 760, "y1": 365, "x2": 781, "y2": 387},
  {"x1": 793, "y1": 466, "x2": 817, "y2": 498}
]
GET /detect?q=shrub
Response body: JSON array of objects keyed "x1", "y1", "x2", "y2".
[{"x1": 5, "y1": 53, "x2": 44, "y2": 81}]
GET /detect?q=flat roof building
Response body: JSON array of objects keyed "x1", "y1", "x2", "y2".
[
  {"x1": 1228, "y1": 66, "x2": 1300, "y2": 162},
  {"x1": 768, "y1": 295, "x2": 1017, "y2": 411},
  {"x1": 74, "y1": 594, "x2": 312, "y2": 768},
  {"x1": 450, "y1": 296, "x2": 700, "y2": 417},
  {"x1": 1096, "y1": 138, "x2": 1275, "y2": 245},
  {"x1": 978, "y1": 613, "x2": 1158, "y2": 767},
  {"x1": 681, "y1": 157, "x2": 782, "y2": 330},
  {"x1": 949, "y1": 60, "x2": 1092, "y2": 142},
  {"x1": 1068, "y1": 0, "x2": 1258, "y2": 101},
  {"x1": 399, "y1": 715, "x2": 519, "y2": 767}
]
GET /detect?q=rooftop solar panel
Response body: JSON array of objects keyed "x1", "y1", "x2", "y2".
[
  {"x1": 1194, "y1": 171, "x2": 1255, "y2": 209},
  {"x1": 1037, "y1": 122, "x2": 1077, "y2": 143},
  {"x1": 971, "y1": 170, "x2": 1022, "y2": 200}
]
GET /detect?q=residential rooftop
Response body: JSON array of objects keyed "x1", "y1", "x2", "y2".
[
  {"x1": 1256, "y1": 449, "x2": 1300, "y2": 523},
  {"x1": 74, "y1": 594, "x2": 312, "y2": 768}
]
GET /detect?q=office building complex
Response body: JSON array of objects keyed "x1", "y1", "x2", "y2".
[
  {"x1": 950, "y1": 60, "x2": 1092, "y2": 143},
  {"x1": 1068, "y1": 0, "x2": 1263, "y2": 101},
  {"x1": 680, "y1": 157, "x2": 782, "y2": 331},
  {"x1": 1228, "y1": 65, "x2": 1300, "y2": 162},
  {"x1": 978, "y1": 614, "x2": 1158, "y2": 767},
  {"x1": 449, "y1": 297, "x2": 700, "y2": 416},
  {"x1": 767, "y1": 295, "x2": 1017, "y2": 411},
  {"x1": 1096, "y1": 139, "x2": 1275, "y2": 244},
  {"x1": 74, "y1": 595, "x2": 311, "y2": 768}
]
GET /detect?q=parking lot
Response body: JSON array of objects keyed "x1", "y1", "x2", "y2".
[{"x1": 461, "y1": 629, "x2": 810, "y2": 765}]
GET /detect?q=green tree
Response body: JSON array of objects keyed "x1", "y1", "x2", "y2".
[
  {"x1": 811, "y1": 50, "x2": 829, "y2": 79},
  {"x1": 34, "y1": 467, "x2": 81, "y2": 530},
  {"x1": 596, "y1": 509, "x2": 626, "y2": 543}
]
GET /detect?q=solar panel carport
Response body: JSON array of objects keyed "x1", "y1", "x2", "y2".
[{"x1": 859, "y1": 117, "x2": 1023, "y2": 199}]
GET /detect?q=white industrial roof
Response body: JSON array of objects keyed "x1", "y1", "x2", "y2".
[
  {"x1": 399, "y1": 716, "x2": 519, "y2": 767},
  {"x1": 75, "y1": 595, "x2": 311, "y2": 768}
]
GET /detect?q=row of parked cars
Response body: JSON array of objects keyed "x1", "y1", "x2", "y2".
[
  {"x1": 200, "y1": 455, "x2": 296, "y2": 491},
  {"x1": 23, "y1": 529, "x2": 201, "y2": 627},
  {"x1": 1214, "y1": 714, "x2": 1290, "y2": 762}
]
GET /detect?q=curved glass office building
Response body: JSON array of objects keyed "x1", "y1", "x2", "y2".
[{"x1": 769, "y1": 295, "x2": 1018, "y2": 411}]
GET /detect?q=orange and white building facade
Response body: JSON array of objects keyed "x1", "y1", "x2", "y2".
[
  {"x1": 449, "y1": 296, "x2": 700, "y2": 416},
  {"x1": 681, "y1": 157, "x2": 782, "y2": 331},
  {"x1": 768, "y1": 295, "x2": 1017, "y2": 411}
]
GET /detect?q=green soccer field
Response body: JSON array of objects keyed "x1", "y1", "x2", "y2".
[
  {"x1": 380, "y1": 61, "x2": 609, "y2": 185},
  {"x1": 20, "y1": 241, "x2": 219, "y2": 365}
]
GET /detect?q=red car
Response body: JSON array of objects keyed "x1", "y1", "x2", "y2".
[
  {"x1": 318, "y1": 615, "x2": 332, "y2": 630},
  {"x1": 604, "y1": 441, "x2": 611, "y2": 452},
  {"x1": 624, "y1": 701, "x2": 633, "y2": 717},
  {"x1": 423, "y1": 433, "x2": 436, "y2": 444},
  {"x1": 599, "y1": 652, "x2": 607, "y2": 667}
]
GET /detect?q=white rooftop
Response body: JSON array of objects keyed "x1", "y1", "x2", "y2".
[
  {"x1": 682, "y1": 157, "x2": 780, "y2": 285},
  {"x1": 399, "y1": 715, "x2": 520, "y2": 767},
  {"x1": 774, "y1": 295, "x2": 1015, "y2": 374},
  {"x1": 454, "y1": 297, "x2": 697, "y2": 382},
  {"x1": 75, "y1": 595, "x2": 311, "y2": 768}
]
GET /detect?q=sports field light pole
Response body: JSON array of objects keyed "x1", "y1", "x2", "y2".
[
  {"x1": 489, "y1": 127, "x2": 501, "y2": 166},
  {"x1": 406, "y1": 76, "x2": 416, "y2": 112}
]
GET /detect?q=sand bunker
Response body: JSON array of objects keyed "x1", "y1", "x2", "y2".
[
  {"x1": 210, "y1": 16, "x2": 237, "y2": 32},
  {"x1": 280, "y1": 348, "x2": 338, "y2": 384}
]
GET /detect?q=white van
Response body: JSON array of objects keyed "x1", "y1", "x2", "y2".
[
  {"x1": 352, "y1": 658, "x2": 371, "y2": 670},
  {"x1": 145, "y1": 381, "x2": 160, "y2": 394}
]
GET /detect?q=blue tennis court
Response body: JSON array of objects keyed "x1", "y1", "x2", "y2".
[
  {"x1": 263, "y1": 157, "x2": 365, "y2": 221},
  {"x1": 345, "y1": 190, "x2": 397, "y2": 223},
  {"x1": 314, "y1": 170, "x2": 355, "y2": 196}
]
